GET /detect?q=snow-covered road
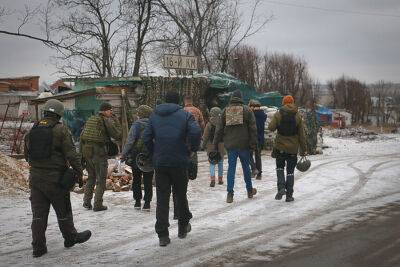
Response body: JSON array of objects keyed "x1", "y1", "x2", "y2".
[{"x1": 1, "y1": 134, "x2": 399, "y2": 266}]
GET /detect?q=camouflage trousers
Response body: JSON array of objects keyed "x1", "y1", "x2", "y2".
[{"x1": 82, "y1": 143, "x2": 108, "y2": 208}]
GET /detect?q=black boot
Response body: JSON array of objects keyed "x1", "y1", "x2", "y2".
[
  {"x1": 159, "y1": 236, "x2": 171, "y2": 247},
  {"x1": 33, "y1": 247, "x2": 47, "y2": 258},
  {"x1": 64, "y1": 230, "x2": 92, "y2": 248},
  {"x1": 93, "y1": 205, "x2": 107, "y2": 212},
  {"x1": 134, "y1": 200, "x2": 141, "y2": 210},
  {"x1": 178, "y1": 223, "x2": 192, "y2": 239},
  {"x1": 285, "y1": 193, "x2": 294, "y2": 202},
  {"x1": 275, "y1": 188, "x2": 286, "y2": 200},
  {"x1": 83, "y1": 202, "x2": 92, "y2": 210}
]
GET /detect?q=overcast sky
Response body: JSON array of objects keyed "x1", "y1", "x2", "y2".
[{"x1": 0, "y1": 0, "x2": 399, "y2": 84}]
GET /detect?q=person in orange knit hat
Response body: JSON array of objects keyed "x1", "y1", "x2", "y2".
[{"x1": 268, "y1": 94, "x2": 307, "y2": 202}]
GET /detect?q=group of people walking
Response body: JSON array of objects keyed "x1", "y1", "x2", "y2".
[{"x1": 24, "y1": 88, "x2": 307, "y2": 256}]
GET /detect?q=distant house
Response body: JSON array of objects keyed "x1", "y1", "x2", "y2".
[{"x1": 0, "y1": 76, "x2": 40, "y2": 119}]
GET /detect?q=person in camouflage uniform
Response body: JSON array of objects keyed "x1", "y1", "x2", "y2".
[
  {"x1": 304, "y1": 108, "x2": 318, "y2": 155},
  {"x1": 80, "y1": 102, "x2": 122, "y2": 211},
  {"x1": 24, "y1": 99, "x2": 91, "y2": 258},
  {"x1": 213, "y1": 90, "x2": 258, "y2": 203},
  {"x1": 268, "y1": 95, "x2": 307, "y2": 202}
]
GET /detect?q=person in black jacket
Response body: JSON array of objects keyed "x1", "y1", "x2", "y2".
[{"x1": 143, "y1": 91, "x2": 201, "y2": 247}]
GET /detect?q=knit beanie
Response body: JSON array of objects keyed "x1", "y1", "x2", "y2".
[
  {"x1": 282, "y1": 95, "x2": 294, "y2": 105},
  {"x1": 165, "y1": 91, "x2": 180, "y2": 104},
  {"x1": 136, "y1": 105, "x2": 153, "y2": 119},
  {"x1": 232, "y1": 89, "x2": 242, "y2": 99},
  {"x1": 99, "y1": 102, "x2": 112, "y2": 111}
]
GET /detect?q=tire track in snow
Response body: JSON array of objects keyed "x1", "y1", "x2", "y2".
[{"x1": 166, "y1": 157, "x2": 400, "y2": 266}]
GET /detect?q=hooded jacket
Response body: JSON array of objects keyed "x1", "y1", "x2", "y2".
[
  {"x1": 143, "y1": 103, "x2": 201, "y2": 167},
  {"x1": 268, "y1": 104, "x2": 307, "y2": 155},
  {"x1": 213, "y1": 97, "x2": 258, "y2": 150}
]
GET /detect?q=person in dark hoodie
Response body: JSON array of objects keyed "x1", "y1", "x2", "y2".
[
  {"x1": 249, "y1": 100, "x2": 267, "y2": 180},
  {"x1": 143, "y1": 91, "x2": 201, "y2": 247},
  {"x1": 121, "y1": 105, "x2": 154, "y2": 211},
  {"x1": 213, "y1": 89, "x2": 258, "y2": 203},
  {"x1": 268, "y1": 95, "x2": 307, "y2": 202}
]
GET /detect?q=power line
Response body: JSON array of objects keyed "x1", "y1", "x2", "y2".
[{"x1": 263, "y1": 0, "x2": 400, "y2": 18}]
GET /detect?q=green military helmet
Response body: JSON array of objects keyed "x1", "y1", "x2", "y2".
[
  {"x1": 136, "y1": 105, "x2": 153, "y2": 119},
  {"x1": 209, "y1": 107, "x2": 222, "y2": 117},
  {"x1": 44, "y1": 99, "x2": 65, "y2": 117},
  {"x1": 296, "y1": 156, "x2": 311, "y2": 172}
]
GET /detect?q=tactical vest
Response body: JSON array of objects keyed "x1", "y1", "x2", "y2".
[
  {"x1": 28, "y1": 119, "x2": 58, "y2": 160},
  {"x1": 133, "y1": 120, "x2": 148, "y2": 154},
  {"x1": 80, "y1": 115, "x2": 106, "y2": 143},
  {"x1": 225, "y1": 105, "x2": 244, "y2": 126},
  {"x1": 277, "y1": 110, "x2": 298, "y2": 136}
]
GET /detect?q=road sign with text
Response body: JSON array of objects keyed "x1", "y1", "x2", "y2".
[{"x1": 163, "y1": 54, "x2": 198, "y2": 70}]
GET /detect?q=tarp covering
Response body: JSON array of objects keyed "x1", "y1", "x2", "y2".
[{"x1": 316, "y1": 105, "x2": 333, "y2": 125}]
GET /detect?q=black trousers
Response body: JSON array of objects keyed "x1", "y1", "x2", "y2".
[
  {"x1": 131, "y1": 166, "x2": 153, "y2": 202},
  {"x1": 155, "y1": 166, "x2": 192, "y2": 238},
  {"x1": 30, "y1": 182, "x2": 77, "y2": 251},
  {"x1": 275, "y1": 151, "x2": 298, "y2": 194},
  {"x1": 250, "y1": 146, "x2": 262, "y2": 174}
]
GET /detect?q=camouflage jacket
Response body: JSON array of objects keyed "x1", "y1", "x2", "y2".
[
  {"x1": 268, "y1": 104, "x2": 307, "y2": 155},
  {"x1": 24, "y1": 116, "x2": 82, "y2": 184},
  {"x1": 213, "y1": 97, "x2": 258, "y2": 150}
]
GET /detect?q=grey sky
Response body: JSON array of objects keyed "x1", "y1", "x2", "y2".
[{"x1": 0, "y1": 0, "x2": 399, "y2": 84}]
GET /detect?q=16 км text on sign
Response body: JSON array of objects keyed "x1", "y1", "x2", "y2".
[{"x1": 163, "y1": 54, "x2": 198, "y2": 70}]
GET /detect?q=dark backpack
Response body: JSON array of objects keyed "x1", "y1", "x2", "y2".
[
  {"x1": 132, "y1": 120, "x2": 149, "y2": 154},
  {"x1": 277, "y1": 110, "x2": 298, "y2": 136},
  {"x1": 28, "y1": 120, "x2": 57, "y2": 160}
]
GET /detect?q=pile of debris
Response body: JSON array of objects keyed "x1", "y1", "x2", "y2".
[
  {"x1": 74, "y1": 160, "x2": 133, "y2": 194},
  {"x1": 327, "y1": 127, "x2": 379, "y2": 142},
  {"x1": 0, "y1": 153, "x2": 29, "y2": 195}
]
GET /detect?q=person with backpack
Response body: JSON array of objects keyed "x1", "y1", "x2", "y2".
[
  {"x1": 268, "y1": 95, "x2": 307, "y2": 202},
  {"x1": 80, "y1": 102, "x2": 121, "y2": 211},
  {"x1": 24, "y1": 99, "x2": 91, "y2": 258},
  {"x1": 121, "y1": 105, "x2": 154, "y2": 211},
  {"x1": 213, "y1": 90, "x2": 258, "y2": 203},
  {"x1": 201, "y1": 107, "x2": 225, "y2": 187}
]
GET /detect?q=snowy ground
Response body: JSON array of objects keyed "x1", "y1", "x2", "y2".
[{"x1": 1, "y1": 134, "x2": 400, "y2": 266}]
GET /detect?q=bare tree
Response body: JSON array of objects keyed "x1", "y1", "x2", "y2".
[
  {"x1": 259, "y1": 51, "x2": 313, "y2": 106},
  {"x1": 328, "y1": 76, "x2": 371, "y2": 124},
  {"x1": 229, "y1": 45, "x2": 261, "y2": 87},
  {"x1": 210, "y1": 0, "x2": 272, "y2": 73}
]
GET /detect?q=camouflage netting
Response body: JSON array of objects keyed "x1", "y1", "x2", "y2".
[
  {"x1": 139, "y1": 76, "x2": 210, "y2": 113},
  {"x1": 303, "y1": 110, "x2": 319, "y2": 154}
]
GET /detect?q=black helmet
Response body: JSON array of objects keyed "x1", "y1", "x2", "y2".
[
  {"x1": 296, "y1": 156, "x2": 311, "y2": 172},
  {"x1": 136, "y1": 153, "x2": 154, "y2": 172},
  {"x1": 208, "y1": 151, "x2": 222, "y2": 165},
  {"x1": 44, "y1": 99, "x2": 64, "y2": 117}
]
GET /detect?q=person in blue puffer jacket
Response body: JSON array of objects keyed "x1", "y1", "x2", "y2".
[{"x1": 143, "y1": 90, "x2": 201, "y2": 247}]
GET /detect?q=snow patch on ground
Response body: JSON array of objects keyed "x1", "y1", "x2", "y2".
[{"x1": 0, "y1": 133, "x2": 400, "y2": 266}]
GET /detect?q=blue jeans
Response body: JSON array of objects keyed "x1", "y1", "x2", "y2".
[
  {"x1": 227, "y1": 149, "x2": 253, "y2": 194},
  {"x1": 209, "y1": 159, "x2": 224, "y2": 177}
]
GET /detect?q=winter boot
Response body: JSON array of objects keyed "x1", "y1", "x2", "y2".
[
  {"x1": 285, "y1": 193, "x2": 294, "y2": 202},
  {"x1": 178, "y1": 223, "x2": 192, "y2": 239},
  {"x1": 64, "y1": 230, "x2": 92, "y2": 248},
  {"x1": 256, "y1": 173, "x2": 262, "y2": 180},
  {"x1": 134, "y1": 200, "x2": 141, "y2": 210},
  {"x1": 159, "y1": 236, "x2": 171, "y2": 247},
  {"x1": 83, "y1": 202, "x2": 92, "y2": 210},
  {"x1": 93, "y1": 205, "x2": 108, "y2": 212},
  {"x1": 247, "y1": 188, "x2": 257, "y2": 198},
  {"x1": 275, "y1": 188, "x2": 286, "y2": 200},
  {"x1": 33, "y1": 247, "x2": 47, "y2": 258},
  {"x1": 251, "y1": 169, "x2": 259, "y2": 178},
  {"x1": 209, "y1": 177, "x2": 215, "y2": 187},
  {"x1": 142, "y1": 201, "x2": 150, "y2": 211},
  {"x1": 226, "y1": 192, "x2": 234, "y2": 203},
  {"x1": 218, "y1": 176, "x2": 223, "y2": 185}
]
